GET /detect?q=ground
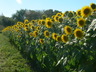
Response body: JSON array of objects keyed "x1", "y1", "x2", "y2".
[{"x1": 0, "y1": 33, "x2": 33, "y2": 72}]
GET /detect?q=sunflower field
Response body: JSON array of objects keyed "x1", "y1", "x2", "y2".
[{"x1": 2, "y1": 3, "x2": 96, "y2": 72}]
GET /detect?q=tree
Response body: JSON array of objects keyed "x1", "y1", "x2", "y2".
[
  {"x1": 12, "y1": 9, "x2": 26, "y2": 22},
  {"x1": 0, "y1": 16, "x2": 15, "y2": 27}
]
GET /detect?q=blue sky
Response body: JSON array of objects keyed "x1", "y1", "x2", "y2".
[{"x1": 0, "y1": 0, "x2": 96, "y2": 17}]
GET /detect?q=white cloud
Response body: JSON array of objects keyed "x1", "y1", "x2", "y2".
[{"x1": 16, "y1": 0, "x2": 22, "y2": 4}]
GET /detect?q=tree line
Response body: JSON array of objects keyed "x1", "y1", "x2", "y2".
[{"x1": 0, "y1": 9, "x2": 61, "y2": 28}]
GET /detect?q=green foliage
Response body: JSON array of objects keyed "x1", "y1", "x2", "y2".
[
  {"x1": 2, "y1": 3, "x2": 96, "y2": 72},
  {"x1": 0, "y1": 34, "x2": 33, "y2": 72},
  {"x1": 12, "y1": 9, "x2": 61, "y2": 22},
  {"x1": 0, "y1": 15, "x2": 15, "y2": 27}
]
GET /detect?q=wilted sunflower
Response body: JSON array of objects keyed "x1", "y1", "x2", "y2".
[
  {"x1": 39, "y1": 39, "x2": 44, "y2": 44},
  {"x1": 52, "y1": 33, "x2": 58, "y2": 40},
  {"x1": 46, "y1": 20, "x2": 52, "y2": 28},
  {"x1": 61, "y1": 34, "x2": 68, "y2": 43},
  {"x1": 44, "y1": 30, "x2": 50, "y2": 38},
  {"x1": 74, "y1": 29, "x2": 84, "y2": 39},
  {"x1": 77, "y1": 18, "x2": 86, "y2": 27},
  {"x1": 58, "y1": 17, "x2": 63, "y2": 23},
  {"x1": 64, "y1": 26, "x2": 72, "y2": 35},
  {"x1": 33, "y1": 31, "x2": 38, "y2": 37},
  {"x1": 81, "y1": 6, "x2": 92, "y2": 17},
  {"x1": 90, "y1": 3, "x2": 96, "y2": 10},
  {"x1": 76, "y1": 9, "x2": 81, "y2": 16},
  {"x1": 56, "y1": 36, "x2": 62, "y2": 42}
]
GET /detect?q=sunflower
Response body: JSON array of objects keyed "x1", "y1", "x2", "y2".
[
  {"x1": 90, "y1": 3, "x2": 96, "y2": 10},
  {"x1": 42, "y1": 15, "x2": 46, "y2": 19},
  {"x1": 61, "y1": 34, "x2": 68, "y2": 43},
  {"x1": 24, "y1": 19, "x2": 29, "y2": 24},
  {"x1": 64, "y1": 26, "x2": 72, "y2": 35},
  {"x1": 41, "y1": 20, "x2": 46, "y2": 25},
  {"x1": 29, "y1": 32, "x2": 33, "y2": 37},
  {"x1": 30, "y1": 25, "x2": 35, "y2": 30},
  {"x1": 54, "y1": 15, "x2": 59, "y2": 21},
  {"x1": 36, "y1": 26, "x2": 40, "y2": 31},
  {"x1": 31, "y1": 20, "x2": 35, "y2": 24},
  {"x1": 52, "y1": 33, "x2": 58, "y2": 40},
  {"x1": 52, "y1": 15, "x2": 55, "y2": 18},
  {"x1": 74, "y1": 29, "x2": 84, "y2": 39},
  {"x1": 81, "y1": 6, "x2": 92, "y2": 17},
  {"x1": 76, "y1": 9, "x2": 81, "y2": 16},
  {"x1": 17, "y1": 35, "x2": 21, "y2": 38},
  {"x1": 62, "y1": 13, "x2": 65, "y2": 17},
  {"x1": 39, "y1": 39, "x2": 44, "y2": 44},
  {"x1": 24, "y1": 27, "x2": 29, "y2": 31},
  {"x1": 56, "y1": 13, "x2": 62, "y2": 16},
  {"x1": 44, "y1": 30, "x2": 50, "y2": 38},
  {"x1": 56, "y1": 36, "x2": 62, "y2": 41},
  {"x1": 77, "y1": 18, "x2": 86, "y2": 27},
  {"x1": 46, "y1": 20, "x2": 52, "y2": 28},
  {"x1": 46, "y1": 17, "x2": 51, "y2": 20},
  {"x1": 33, "y1": 31, "x2": 38, "y2": 37},
  {"x1": 58, "y1": 17, "x2": 63, "y2": 23},
  {"x1": 68, "y1": 11, "x2": 74, "y2": 18},
  {"x1": 38, "y1": 20, "x2": 42, "y2": 25}
]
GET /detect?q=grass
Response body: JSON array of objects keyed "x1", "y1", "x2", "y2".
[{"x1": 0, "y1": 33, "x2": 34, "y2": 72}]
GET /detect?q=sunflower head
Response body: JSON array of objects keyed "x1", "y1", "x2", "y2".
[
  {"x1": 29, "y1": 32, "x2": 33, "y2": 37},
  {"x1": 54, "y1": 15, "x2": 59, "y2": 21},
  {"x1": 90, "y1": 3, "x2": 96, "y2": 10},
  {"x1": 56, "y1": 13, "x2": 62, "y2": 16},
  {"x1": 76, "y1": 9, "x2": 81, "y2": 16},
  {"x1": 81, "y1": 6, "x2": 92, "y2": 17},
  {"x1": 46, "y1": 20, "x2": 52, "y2": 28},
  {"x1": 44, "y1": 30, "x2": 50, "y2": 38},
  {"x1": 58, "y1": 17, "x2": 63, "y2": 23},
  {"x1": 39, "y1": 39, "x2": 44, "y2": 44},
  {"x1": 31, "y1": 20, "x2": 35, "y2": 24},
  {"x1": 24, "y1": 19, "x2": 29, "y2": 24},
  {"x1": 36, "y1": 26, "x2": 40, "y2": 30},
  {"x1": 74, "y1": 29, "x2": 84, "y2": 39},
  {"x1": 38, "y1": 20, "x2": 42, "y2": 25},
  {"x1": 56, "y1": 36, "x2": 62, "y2": 42},
  {"x1": 41, "y1": 20, "x2": 46, "y2": 25},
  {"x1": 64, "y1": 26, "x2": 72, "y2": 35},
  {"x1": 62, "y1": 13, "x2": 65, "y2": 17},
  {"x1": 68, "y1": 11, "x2": 74, "y2": 18},
  {"x1": 77, "y1": 18, "x2": 86, "y2": 27},
  {"x1": 61, "y1": 34, "x2": 68, "y2": 43},
  {"x1": 24, "y1": 27, "x2": 29, "y2": 31},
  {"x1": 30, "y1": 25, "x2": 35, "y2": 30},
  {"x1": 33, "y1": 31, "x2": 38, "y2": 37},
  {"x1": 52, "y1": 33, "x2": 58, "y2": 40},
  {"x1": 42, "y1": 15, "x2": 46, "y2": 19}
]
